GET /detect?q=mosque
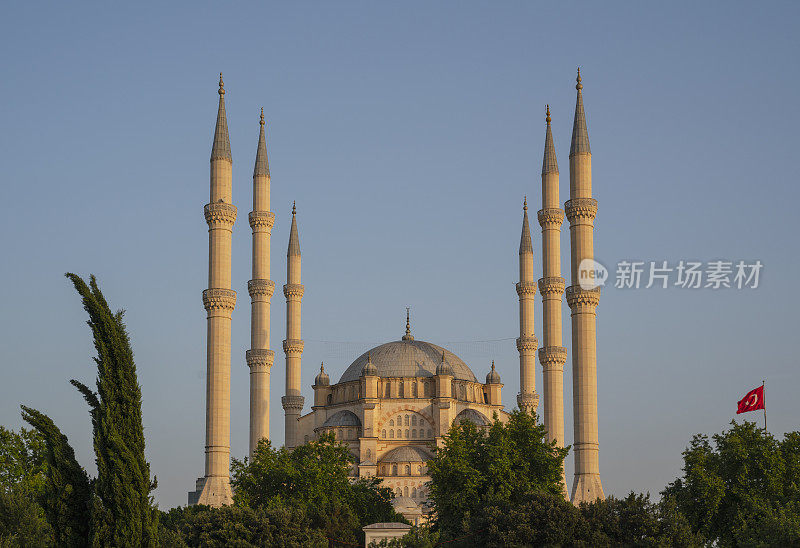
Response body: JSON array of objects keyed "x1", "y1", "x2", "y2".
[{"x1": 189, "y1": 70, "x2": 604, "y2": 517}]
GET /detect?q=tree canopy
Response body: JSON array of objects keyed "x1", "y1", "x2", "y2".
[
  {"x1": 663, "y1": 420, "x2": 800, "y2": 546},
  {"x1": 231, "y1": 433, "x2": 406, "y2": 545},
  {"x1": 426, "y1": 410, "x2": 568, "y2": 541}
]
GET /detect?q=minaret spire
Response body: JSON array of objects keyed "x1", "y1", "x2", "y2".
[
  {"x1": 211, "y1": 73, "x2": 231, "y2": 162},
  {"x1": 247, "y1": 108, "x2": 276, "y2": 456},
  {"x1": 566, "y1": 69, "x2": 604, "y2": 503},
  {"x1": 193, "y1": 74, "x2": 237, "y2": 507},
  {"x1": 283, "y1": 202, "x2": 305, "y2": 448},
  {"x1": 516, "y1": 197, "x2": 539, "y2": 414},
  {"x1": 537, "y1": 104, "x2": 568, "y2": 496}
]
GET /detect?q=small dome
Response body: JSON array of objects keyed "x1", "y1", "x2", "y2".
[
  {"x1": 381, "y1": 445, "x2": 432, "y2": 463},
  {"x1": 362, "y1": 353, "x2": 378, "y2": 376},
  {"x1": 485, "y1": 361, "x2": 501, "y2": 384},
  {"x1": 315, "y1": 363, "x2": 330, "y2": 386},
  {"x1": 322, "y1": 410, "x2": 361, "y2": 428},
  {"x1": 436, "y1": 351, "x2": 453, "y2": 376},
  {"x1": 392, "y1": 497, "x2": 419, "y2": 511}
]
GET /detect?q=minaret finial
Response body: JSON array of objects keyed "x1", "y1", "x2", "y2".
[
  {"x1": 292, "y1": 201, "x2": 296, "y2": 215},
  {"x1": 546, "y1": 104, "x2": 551, "y2": 125},
  {"x1": 576, "y1": 67, "x2": 582, "y2": 91},
  {"x1": 402, "y1": 307, "x2": 414, "y2": 341},
  {"x1": 524, "y1": 196, "x2": 528, "y2": 211},
  {"x1": 260, "y1": 107, "x2": 264, "y2": 126},
  {"x1": 218, "y1": 72, "x2": 225, "y2": 96}
]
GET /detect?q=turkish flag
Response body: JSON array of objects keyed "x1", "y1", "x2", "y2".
[{"x1": 737, "y1": 385, "x2": 765, "y2": 414}]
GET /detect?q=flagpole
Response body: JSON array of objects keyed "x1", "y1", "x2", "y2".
[{"x1": 763, "y1": 380, "x2": 767, "y2": 432}]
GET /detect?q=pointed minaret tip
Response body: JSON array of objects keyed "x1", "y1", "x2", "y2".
[
  {"x1": 570, "y1": 67, "x2": 591, "y2": 156},
  {"x1": 211, "y1": 73, "x2": 231, "y2": 162},
  {"x1": 288, "y1": 202, "x2": 301, "y2": 256},
  {"x1": 254, "y1": 108, "x2": 270, "y2": 177},
  {"x1": 543, "y1": 104, "x2": 559, "y2": 175},
  {"x1": 519, "y1": 198, "x2": 533, "y2": 255}
]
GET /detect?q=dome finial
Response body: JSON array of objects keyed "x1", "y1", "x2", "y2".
[
  {"x1": 402, "y1": 307, "x2": 414, "y2": 341},
  {"x1": 320, "y1": 362, "x2": 324, "y2": 373},
  {"x1": 260, "y1": 107, "x2": 264, "y2": 126},
  {"x1": 576, "y1": 67, "x2": 582, "y2": 91},
  {"x1": 218, "y1": 72, "x2": 225, "y2": 96},
  {"x1": 491, "y1": 360, "x2": 495, "y2": 371},
  {"x1": 546, "y1": 104, "x2": 551, "y2": 125}
]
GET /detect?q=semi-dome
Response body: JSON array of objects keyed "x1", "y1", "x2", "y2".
[
  {"x1": 380, "y1": 445, "x2": 432, "y2": 463},
  {"x1": 322, "y1": 410, "x2": 361, "y2": 427},
  {"x1": 338, "y1": 339, "x2": 477, "y2": 383}
]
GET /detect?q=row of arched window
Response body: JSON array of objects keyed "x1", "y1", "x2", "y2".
[
  {"x1": 382, "y1": 428, "x2": 432, "y2": 439},
  {"x1": 394, "y1": 486, "x2": 423, "y2": 499},
  {"x1": 382, "y1": 464, "x2": 425, "y2": 476}
]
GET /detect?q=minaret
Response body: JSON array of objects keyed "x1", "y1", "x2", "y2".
[
  {"x1": 538, "y1": 105, "x2": 568, "y2": 493},
  {"x1": 247, "y1": 108, "x2": 276, "y2": 456},
  {"x1": 282, "y1": 203, "x2": 304, "y2": 449},
  {"x1": 516, "y1": 198, "x2": 539, "y2": 414},
  {"x1": 565, "y1": 69, "x2": 604, "y2": 503},
  {"x1": 198, "y1": 74, "x2": 236, "y2": 506}
]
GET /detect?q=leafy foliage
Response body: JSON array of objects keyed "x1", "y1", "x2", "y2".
[
  {"x1": 426, "y1": 410, "x2": 568, "y2": 541},
  {"x1": 19, "y1": 407, "x2": 91, "y2": 547},
  {"x1": 0, "y1": 427, "x2": 53, "y2": 547},
  {"x1": 21, "y1": 273, "x2": 158, "y2": 547},
  {"x1": 231, "y1": 433, "x2": 406, "y2": 544},
  {"x1": 158, "y1": 505, "x2": 327, "y2": 547},
  {"x1": 663, "y1": 420, "x2": 800, "y2": 546}
]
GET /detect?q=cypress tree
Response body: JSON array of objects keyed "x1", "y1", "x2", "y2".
[
  {"x1": 20, "y1": 406, "x2": 91, "y2": 547},
  {"x1": 22, "y1": 274, "x2": 159, "y2": 547},
  {"x1": 64, "y1": 273, "x2": 159, "y2": 547}
]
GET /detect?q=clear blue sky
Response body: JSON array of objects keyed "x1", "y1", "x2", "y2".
[{"x1": 1, "y1": 2, "x2": 798, "y2": 509}]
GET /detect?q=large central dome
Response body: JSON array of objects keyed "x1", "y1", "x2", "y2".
[{"x1": 338, "y1": 339, "x2": 477, "y2": 383}]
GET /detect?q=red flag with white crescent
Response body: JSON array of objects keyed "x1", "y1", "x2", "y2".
[{"x1": 737, "y1": 385, "x2": 765, "y2": 414}]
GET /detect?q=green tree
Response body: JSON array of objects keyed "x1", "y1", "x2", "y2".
[
  {"x1": 663, "y1": 420, "x2": 800, "y2": 546},
  {"x1": 22, "y1": 274, "x2": 159, "y2": 547},
  {"x1": 0, "y1": 426, "x2": 53, "y2": 547},
  {"x1": 426, "y1": 410, "x2": 568, "y2": 541},
  {"x1": 231, "y1": 434, "x2": 405, "y2": 544},
  {"x1": 158, "y1": 505, "x2": 327, "y2": 547},
  {"x1": 18, "y1": 408, "x2": 90, "y2": 547}
]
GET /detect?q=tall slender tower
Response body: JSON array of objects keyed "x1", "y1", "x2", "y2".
[
  {"x1": 282, "y1": 203, "x2": 304, "y2": 449},
  {"x1": 565, "y1": 69, "x2": 604, "y2": 503},
  {"x1": 516, "y1": 198, "x2": 539, "y2": 414},
  {"x1": 198, "y1": 74, "x2": 236, "y2": 506},
  {"x1": 538, "y1": 105, "x2": 568, "y2": 493},
  {"x1": 247, "y1": 109, "x2": 276, "y2": 456}
]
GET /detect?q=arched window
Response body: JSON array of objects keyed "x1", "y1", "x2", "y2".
[
  {"x1": 382, "y1": 429, "x2": 387, "y2": 438},
  {"x1": 404, "y1": 486, "x2": 409, "y2": 497},
  {"x1": 412, "y1": 429, "x2": 417, "y2": 438},
  {"x1": 399, "y1": 382, "x2": 404, "y2": 398},
  {"x1": 405, "y1": 415, "x2": 410, "y2": 426},
  {"x1": 427, "y1": 429, "x2": 432, "y2": 438},
  {"x1": 393, "y1": 465, "x2": 398, "y2": 476},
  {"x1": 405, "y1": 429, "x2": 409, "y2": 438},
  {"x1": 424, "y1": 382, "x2": 430, "y2": 397},
  {"x1": 412, "y1": 487, "x2": 417, "y2": 498},
  {"x1": 405, "y1": 465, "x2": 410, "y2": 475},
  {"x1": 396, "y1": 488, "x2": 401, "y2": 496},
  {"x1": 412, "y1": 383, "x2": 418, "y2": 398},
  {"x1": 389, "y1": 429, "x2": 394, "y2": 438},
  {"x1": 389, "y1": 419, "x2": 394, "y2": 426},
  {"x1": 411, "y1": 415, "x2": 417, "y2": 426},
  {"x1": 385, "y1": 382, "x2": 391, "y2": 398}
]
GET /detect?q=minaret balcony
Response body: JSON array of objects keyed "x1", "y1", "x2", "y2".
[
  {"x1": 249, "y1": 211, "x2": 275, "y2": 230},
  {"x1": 204, "y1": 202, "x2": 237, "y2": 227},
  {"x1": 564, "y1": 198, "x2": 597, "y2": 223},
  {"x1": 537, "y1": 208, "x2": 564, "y2": 227}
]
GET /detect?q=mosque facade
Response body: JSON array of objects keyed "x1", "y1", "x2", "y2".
[{"x1": 189, "y1": 70, "x2": 604, "y2": 515}]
